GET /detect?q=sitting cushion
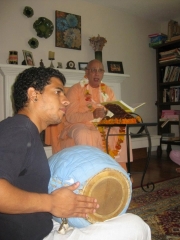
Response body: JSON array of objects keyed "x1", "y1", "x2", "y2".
[{"x1": 169, "y1": 150, "x2": 180, "y2": 165}]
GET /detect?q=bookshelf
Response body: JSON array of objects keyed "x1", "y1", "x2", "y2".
[{"x1": 153, "y1": 40, "x2": 180, "y2": 156}]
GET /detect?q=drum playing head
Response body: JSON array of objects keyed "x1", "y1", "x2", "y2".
[{"x1": 82, "y1": 168, "x2": 131, "y2": 223}]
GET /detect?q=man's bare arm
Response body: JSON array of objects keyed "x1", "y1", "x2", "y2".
[{"x1": 0, "y1": 179, "x2": 99, "y2": 218}]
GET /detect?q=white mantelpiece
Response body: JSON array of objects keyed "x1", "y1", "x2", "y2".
[{"x1": 0, "y1": 64, "x2": 129, "y2": 120}]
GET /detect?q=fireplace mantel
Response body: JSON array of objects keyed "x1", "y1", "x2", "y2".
[
  {"x1": 0, "y1": 64, "x2": 130, "y2": 120},
  {"x1": 0, "y1": 64, "x2": 130, "y2": 81}
]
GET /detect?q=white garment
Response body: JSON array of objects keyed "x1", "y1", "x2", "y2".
[{"x1": 44, "y1": 213, "x2": 151, "y2": 240}]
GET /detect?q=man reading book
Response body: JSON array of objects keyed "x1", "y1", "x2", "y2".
[{"x1": 58, "y1": 59, "x2": 133, "y2": 171}]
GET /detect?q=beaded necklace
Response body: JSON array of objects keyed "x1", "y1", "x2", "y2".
[
  {"x1": 80, "y1": 76, "x2": 109, "y2": 112},
  {"x1": 80, "y1": 76, "x2": 124, "y2": 159},
  {"x1": 97, "y1": 125, "x2": 125, "y2": 158}
]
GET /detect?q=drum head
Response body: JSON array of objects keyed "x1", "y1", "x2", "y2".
[{"x1": 82, "y1": 168, "x2": 131, "y2": 223}]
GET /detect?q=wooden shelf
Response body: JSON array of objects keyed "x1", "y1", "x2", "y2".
[{"x1": 154, "y1": 40, "x2": 180, "y2": 153}]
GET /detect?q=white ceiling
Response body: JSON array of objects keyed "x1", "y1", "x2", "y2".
[{"x1": 81, "y1": 0, "x2": 180, "y2": 22}]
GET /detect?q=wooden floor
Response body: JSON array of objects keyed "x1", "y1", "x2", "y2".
[{"x1": 130, "y1": 151, "x2": 180, "y2": 189}]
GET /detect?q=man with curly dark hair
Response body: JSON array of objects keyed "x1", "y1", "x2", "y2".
[
  {"x1": 0, "y1": 67, "x2": 151, "y2": 240},
  {"x1": 0, "y1": 67, "x2": 99, "y2": 239}
]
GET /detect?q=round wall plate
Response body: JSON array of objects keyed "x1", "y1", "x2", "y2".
[
  {"x1": 23, "y1": 6, "x2": 34, "y2": 18},
  {"x1": 33, "y1": 17, "x2": 54, "y2": 39}
]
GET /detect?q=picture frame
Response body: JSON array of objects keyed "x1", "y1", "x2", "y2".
[
  {"x1": 78, "y1": 62, "x2": 88, "y2": 70},
  {"x1": 55, "y1": 11, "x2": 81, "y2": 50},
  {"x1": 57, "y1": 62, "x2": 63, "y2": 68},
  {"x1": 107, "y1": 61, "x2": 124, "y2": 74},
  {"x1": 22, "y1": 50, "x2": 35, "y2": 66}
]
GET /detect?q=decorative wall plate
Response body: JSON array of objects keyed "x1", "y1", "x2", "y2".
[
  {"x1": 33, "y1": 17, "x2": 54, "y2": 39},
  {"x1": 28, "y1": 38, "x2": 39, "y2": 49},
  {"x1": 23, "y1": 6, "x2": 34, "y2": 18}
]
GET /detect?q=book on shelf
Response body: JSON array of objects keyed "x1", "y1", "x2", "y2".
[
  {"x1": 169, "y1": 67, "x2": 180, "y2": 82},
  {"x1": 101, "y1": 100, "x2": 146, "y2": 113},
  {"x1": 163, "y1": 89, "x2": 169, "y2": 102},
  {"x1": 163, "y1": 66, "x2": 172, "y2": 82},
  {"x1": 162, "y1": 133, "x2": 175, "y2": 137},
  {"x1": 159, "y1": 48, "x2": 180, "y2": 57},
  {"x1": 148, "y1": 33, "x2": 167, "y2": 38},
  {"x1": 174, "y1": 110, "x2": 180, "y2": 115},
  {"x1": 160, "y1": 116, "x2": 179, "y2": 121},
  {"x1": 175, "y1": 88, "x2": 179, "y2": 102},
  {"x1": 163, "y1": 89, "x2": 179, "y2": 103},
  {"x1": 163, "y1": 67, "x2": 170, "y2": 82},
  {"x1": 161, "y1": 109, "x2": 177, "y2": 116},
  {"x1": 162, "y1": 137, "x2": 180, "y2": 141},
  {"x1": 160, "y1": 52, "x2": 180, "y2": 59},
  {"x1": 159, "y1": 55, "x2": 180, "y2": 61},
  {"x1": 163, "y1": 87, "x2": 180, "y2": 103},
  {"x1": 163, "y1": 66, "x2": 180, "y2": 82},
  {"x1": 159, "y1": 57, "x2": 180, "y2": 63},
  {"x1": 170, "y1": 86, "x2": 180, "y2": 102},
  {"x1": 160, "y1": 109, "x2": 180, "y2": 121},
  {"x1": 171, "y1": 35, "x2": 180, "y2": 41},
  {"x1": 161, "y1": 136, "x2": 180, "y2": 141},
  {"x1": 149, "y1": 41, "x2": 164, "y2": 48}
]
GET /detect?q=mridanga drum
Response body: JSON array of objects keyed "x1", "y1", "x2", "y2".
[{"x1": 48, "y1": 145, "x2": 132, "y2": 228}]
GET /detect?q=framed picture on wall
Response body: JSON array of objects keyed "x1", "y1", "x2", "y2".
[
  {"x1": 78, "y1": 62, "x2": 88, "y2": 70},
  {"x1": 22, "y1": 50, "x2": 35, "y2": 66},
  {"x1": 107, "y1": 61, "x2": 124, "y2": 74},
  {"x1": 55, "y1": 10, "x2": 81, "y2": 50}
]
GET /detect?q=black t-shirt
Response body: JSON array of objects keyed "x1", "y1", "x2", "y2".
[{"x1": 0, "y1": 115, "x2": 53, "y2": 240}]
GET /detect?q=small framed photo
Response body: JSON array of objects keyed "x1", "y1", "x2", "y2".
[
  {"x1": 57, "y1": 62, "x2": 63, "y2": 68},
  {"x1": 78, "y1": 62, "x2": 88, "y2": 70},
  {"x1": 107, "y1": 61, "x2": 124, "y2": 74},
  {"x1": 22, "y1": 50, "x2": 35, "y2": 66}
]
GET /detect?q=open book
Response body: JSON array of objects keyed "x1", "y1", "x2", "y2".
[{"x1": 101, "y1": 100, "x2": 146, "y2": 113}]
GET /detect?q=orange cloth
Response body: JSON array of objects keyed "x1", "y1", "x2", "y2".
[
  {"x1": 60, "y1": 82, "x2": 115, "y2": 137},
  {"x1": 45, "y1": 87, "x2": 70, "y2": 154},
  {"x1": 58, "y1": 82, "x2": 132, "y2": 163},
  {"x1": 45, "y1": 124, "x2": 63, "y2": 154}
]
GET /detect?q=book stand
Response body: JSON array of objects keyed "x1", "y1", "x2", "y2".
[{"x1": 98, "y1": 122, "x2": 157, "y2": 192}]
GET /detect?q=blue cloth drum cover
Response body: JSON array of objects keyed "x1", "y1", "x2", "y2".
[{"x1": 48, "y1": 145, "x2": 132, "y2": 228}]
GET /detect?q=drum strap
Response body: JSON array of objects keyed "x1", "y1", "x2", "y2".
[{"x1": 58, "y1": 218, "x2": 73, "y2": 234}]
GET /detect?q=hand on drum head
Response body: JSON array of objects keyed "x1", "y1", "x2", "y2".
[{"x1": 49, "y1": 182, "x2": 99, "y2": 219}]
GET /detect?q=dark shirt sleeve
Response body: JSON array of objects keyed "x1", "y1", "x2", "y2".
[{"x1": 0, "y1": 126, "x2": 32, "y2": 184}]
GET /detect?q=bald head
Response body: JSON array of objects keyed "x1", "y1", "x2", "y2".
[
  {"x1": 85, "y1": 59, "x2": 105, "y2": 88},
  {"x1": 87, "y1": 59, "x2": 104, "y2": 69}
]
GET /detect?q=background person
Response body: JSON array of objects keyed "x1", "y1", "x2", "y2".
[{"x1": 59, "y1": 59, "x2": 132, "y2": 171}]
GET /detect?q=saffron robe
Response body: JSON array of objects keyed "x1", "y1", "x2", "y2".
[{"x1": 58, "y1": 82, "x2": 132, "y2": 163}]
